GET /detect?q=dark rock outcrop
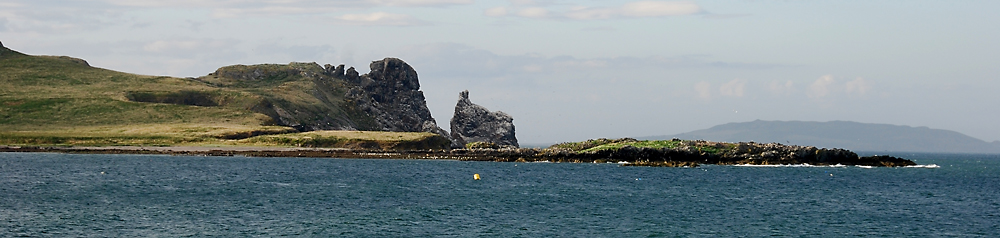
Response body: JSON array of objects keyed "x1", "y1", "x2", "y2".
[
  {"x1": 202, "y1": 57, "x2": 450, "y2": 138},
  {"x1": 450, "y1": 90, "x2": 518, "y2": 148},
  {"x1": 323, "y1": 64, "x2": 346, "y2": 78},
  {"x1": 54, "y1": 56, "x2": 89, "y2": 67},
  {"x1": 345, "y1": 58, "x2": 450, "y2": 138}
]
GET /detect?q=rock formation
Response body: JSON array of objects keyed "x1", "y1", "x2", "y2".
[
  {"x1": 450, "y1": 90, "x2": 518, "y2": 148},
  {"x1": 193, "y1": 56, "x2": 461, "y2": 141},
  {"x1": 202, "y1": 58, "x2": 450, "y2": 138},
  {"x1": 344, "y1": 58, "x2": 450, "y2": 139}
]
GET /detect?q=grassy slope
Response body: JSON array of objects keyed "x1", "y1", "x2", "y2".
[
  {"x1": 0, "y1": 46, "x2": 442, "y2": 149},
  {"x1": 199, "y1": 62, "x2": 378, "y2": 131}
]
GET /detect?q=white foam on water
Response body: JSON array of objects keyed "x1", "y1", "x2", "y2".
[
  {"x1": 733, "y1": 163, "x2": 816, "y2": 167},
  {"x1": 906, "y1": 164, "x2": 940, "y2": 168},
  {"x1": 855, "y1": 165, "x2": 875, "y2": 169}
]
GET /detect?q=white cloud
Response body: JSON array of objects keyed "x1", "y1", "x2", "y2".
[
  {"x1": 98, "y1": 0, "x2": 472, "y2": 18},
  {"x1": 141, "y1": 39, "x2": 242, "y2": 57},
  {"x1": 368, "y1": 0, "x2": 473, "y2": 7},
  {"x1": 0, "y1": 5, "x2": 113, "y2": 34},
  {"x1": 103, "y1": 0, "x2": 470, "y2": 8},
  {"x1": 509, "y1": 0, "x2": 553, "y2": 6},
  {"x1": 253, "y1": 43, "x2": 338, "y2": 62},
  {"x1": 581, "y1": 26, "x2": 618, "y2": 31},
  {"x1": 808, "y1": 75, "x2": 835, "y2": 98},
  {"x1": 564, "y1": 7, "x2": 617, "y2": 20},
  {"x1": 522, "y1": 64, "x2": 543, "y2": 72},
  {"x1": 484, "y1": 7, "x2": 508, "y2": 17},
  {"x1": 719, "y1": 78, "x2": 746, "y2": 97},
  {"x1": 332, "y1": 12, "x2": 428, "y2": 26},
  {"x1": 767, "y1": 80, "x2": 794, "y2": 95},
  {"x1": 102, "y1": 0, "x2": 215, "y2": 7},
  {"x1": 211, "y1": 6, "x2": 341, "y2": 17},
  {"x1": 0, "y1": 2, "x2": 23, "y2": 8},
  {"x1": 390, "y1": 43, "x2": 776, "y2": 79},
  {"x1": 695, "y1": 82, "x2": 712, "y2": 99},
  {"x1": 845, "y1": 77, "x2": 871, "y2": 95},
  {"x1": 495, "y1": 1, "x2": 702, "y2": 20},
  {"x1": 620, "y1": 1, "x2": 702, "y2": 17},
  {"x1": 517, "y1": 7, "x2": 549, "y2": 18},
  {"x1": 552, "y1": 59, "x2": 608, "y2": 68},
  {"x1": 143, "y1": 40, "x2": 204, "y2": 52}
]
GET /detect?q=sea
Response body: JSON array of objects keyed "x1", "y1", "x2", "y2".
[{"x1": 1, "y1": 152, "x2": 998, "y2": 237}]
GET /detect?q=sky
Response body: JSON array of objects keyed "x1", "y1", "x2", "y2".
[{"x1": 1, "y1": 0, "x2": 998, "y2": 144}]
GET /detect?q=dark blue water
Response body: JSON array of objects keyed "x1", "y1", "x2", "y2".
[{"x1": 1, "y1": 152, "x2": 998, "y2": 237}]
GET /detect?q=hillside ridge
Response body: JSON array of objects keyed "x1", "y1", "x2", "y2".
[{"x1": 1, "y1": 43, "x2": 451, "y2": 146}]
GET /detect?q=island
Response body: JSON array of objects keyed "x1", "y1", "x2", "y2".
[{"x1": 0, "y1": 41, "x2": 915, "y2": 167}]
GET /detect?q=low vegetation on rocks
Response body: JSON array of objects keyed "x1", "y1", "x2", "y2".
[{"x1": 451, "y1": 138, "x2": 915, "y2": 167}]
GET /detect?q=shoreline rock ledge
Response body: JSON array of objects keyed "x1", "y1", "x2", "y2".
[{"x1": 450, "y1": 90, "x2": 518, "y2": 148}]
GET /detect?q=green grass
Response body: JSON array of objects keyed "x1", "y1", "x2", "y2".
[
  {"x1": 548, "y1": 138, "x2": 629, "y2": 151},
  {"x1": 0, "y1": 45, "x2": 393, "y2": 147},
  {"x1": 579, "y1": 140, "x2": 685, "y2": 153},
  {"x1": 552, "y1": 138, "x2": 736, "y2": 155},
  {"x1": 241, "y1": 131, "x2": 449, "y2": 149},
  {"x1": 0, "y1": 127, "x2": 446, "y2": 149}
]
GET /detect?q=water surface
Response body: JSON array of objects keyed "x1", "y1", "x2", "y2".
[{"x1": 2, "y1": 152, "x2": 998, "y2": 237}]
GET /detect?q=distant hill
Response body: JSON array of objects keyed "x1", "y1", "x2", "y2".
[
  {"x1": 0, "y1": 42, "x2": 448, "y2": 143},
  {"x1": 640, "y1": 120, "x2": 1000, "y2": 154}
]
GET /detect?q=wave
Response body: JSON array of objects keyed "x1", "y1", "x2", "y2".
[
  {"x1": 733, "y1": 163, "x2": 817, "y2": 167},
  {"x1": 733, "y1": 163, "x2": 941, "y2": 168}
]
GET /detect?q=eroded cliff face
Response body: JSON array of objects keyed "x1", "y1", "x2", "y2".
[
  {"x1": 200, "y1": 58, "x2": 450, "y2": 139},
  {"x1": 344, "y1": 58, "x2": 450, "y2": 138},
  {"x1": 450, "y1": 90, "x2": 518, "y2": 148}
]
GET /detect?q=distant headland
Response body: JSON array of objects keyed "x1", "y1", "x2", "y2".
[{"x1": 643, "y1": 120, "x2": 1000, "y2": 154}]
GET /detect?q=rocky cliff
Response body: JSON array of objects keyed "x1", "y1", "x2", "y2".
[
  {"x1": 344, "y1": 58, "x2": 449, "y2": 137},
  {"x1": 196, "y1": 58, "x2": 449, "y2": 138},
  {"x1": 450, "y1": 90, "x2": 518, "y2": 148}
]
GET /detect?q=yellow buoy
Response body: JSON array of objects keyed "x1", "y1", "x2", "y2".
[{"x1": 474, "y1": 174, "x2": 481, "y2": 180}]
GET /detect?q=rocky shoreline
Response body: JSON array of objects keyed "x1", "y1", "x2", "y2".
[{"x1": 0, "y1": 139, "x2": 916, "y2": 167}]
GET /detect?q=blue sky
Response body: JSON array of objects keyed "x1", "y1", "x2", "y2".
[{"x1": 2, "y1": 0, "x2": 998, "y2": 144}]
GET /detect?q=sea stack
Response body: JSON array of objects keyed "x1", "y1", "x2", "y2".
[{"x1": 450, "y1": 90, "x2": 518, "y2": 148}]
